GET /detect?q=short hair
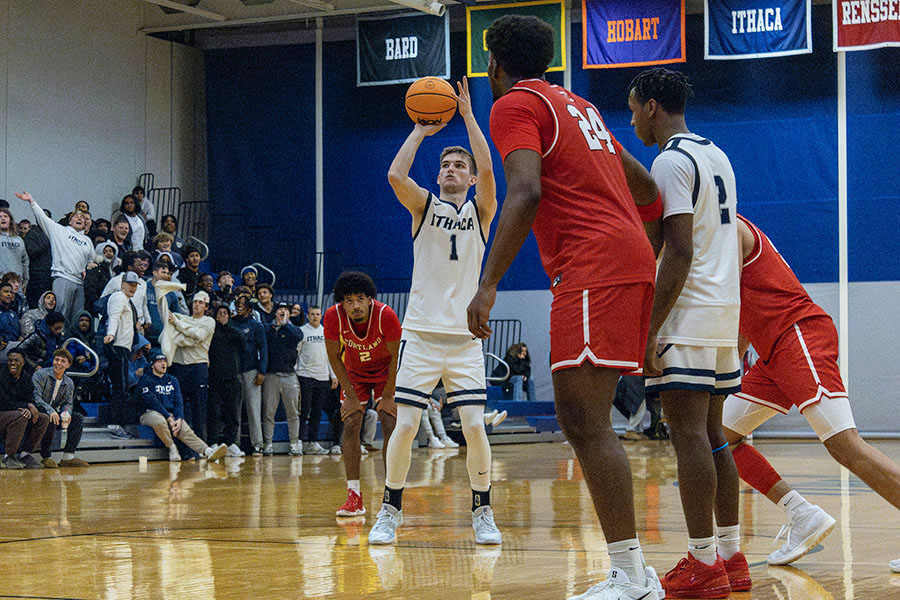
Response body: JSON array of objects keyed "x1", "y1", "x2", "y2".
[
  {"x1": 121, "y1": 251, "x2": 140, "y2": 270},
  {"x1": 132, "y1": 185, "x2": 145, "y2": 195},
  {"x1": 0, "y1": 281, "x2": 12, "y2": 292},
  {"x1": 215, "y1": 305, "x2": 231, "y2": 317},
  {"x1": 217, "y1": 270, "x2": 232, "y2": 281},
  {"x1": 182, "y1": 245, "x2": 201, "y2": 259},
  {"x1": 53, "y1": 348, "x2": 73, "y2": 365},
  {"x1": 332, "y1": 271, "x2": 376, "y2": 304},
  {"x1": 485, "y1": 15, "x2": 555, "y2": 79},
  {"x1": 95, "y1": 218, "x2": 111, "y2": 229},
  {"x1": 153, "y1": 232, "x2": 174, "y2": 246},
  {"x1": 113, "y1": 215, "x2": 130, "y2": 227},
  {"x1": 45, "y1": 311, "x2": 65, "y2": 328},
  {"x1": 308, "y1": 305, "x2": 321, "y2": 312},
  {"x1": 440, "y1": 146, "x2": 477, "y2": 176},
  {"x1": 627, "y1": 68, "x2": 694, "y2": 114},
  {"x1": 152, "y1": 260, "x2": 170, "y2": 273},
  {"x1": 256, "y1": 283, "x2": 274, "y2": 296},
  {"x1": 162, "y1": 214, "x2": 178, "y2": 225},
  {"x1": 1, "y1": 271, "x2": 21, "y2": 284}
]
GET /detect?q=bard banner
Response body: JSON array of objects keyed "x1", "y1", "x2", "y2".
[
  {"x1": 582, "y1": 0, "x2": 685, "y2": 68},
  {"x1": 357, "y1": 12, "x2": 449, "y2": 86},
  {"x1": 467, "y1": 0, "x2": 565, "y2": 77},
  {"x1": 833, "y1": 0, "x2": 900, "y2": 51},
  {"x1": 705, "y1": 0, "x2": 812, "y2": 59}
]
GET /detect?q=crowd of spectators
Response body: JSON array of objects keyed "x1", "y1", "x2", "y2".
[{"x1": 0, "y1": 188, "x2": 353, "y2": 468}]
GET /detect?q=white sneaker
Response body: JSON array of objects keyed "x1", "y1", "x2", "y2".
[
  {"x1": 204, "y1": 444, "x2": 227, "y2": 461},
  {"x1": 472, "y1": 506, "x2": 502, "y2": 545},
  {"x1": 330, "y1": 445, "x2": 342, "y2": 455},
  {"x1": 768, "y1": 504, "x2": 836, "y2": 565},
  {"x1": 169, "y1": 445, "x2": 182, "y2": 462},
  {"x1": 305, "y1": 441, "x2": 328, "y2": 455},
  {"x1": 427, "y1": 435, "x2": 445, "y2": 449},
  {"x1": 438, "y1": 435, "x2": 459, "y2": 448},
  {"x1": 368, "y1": 504, "x2": 402, "y2": 545},
  {"x1": 490, "y1": 410, "x2": 508, "y2": 427},
  {"x1": 360, "y1": 445, "x2": 368, "y2": 455},
  {"x1": 483, "y1": 410, "x2": 498, "y2": 426},
  {"x1": 289, "y1": 442, "x2": 303, "y2": 456},
  {"x1": 262, "y1": 443, "x2": 274, "y2": 456},
  {"x1": 890, "y1": 558, "x2": 900, "y2": 573},
  {"x1": 226, "y1": 443, "x2": 245, "y2": 457},
  {"x1": 568, "y1": 567, "x2": 661, "y2": 600}
]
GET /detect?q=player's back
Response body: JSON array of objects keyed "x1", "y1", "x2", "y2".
[
  {"x1": 653, "y1": 134, "x2": 741, "y2": 345},
  {"x1": 489, "y1": 79, "x2": 655, "y2": 295},
  {"x1": 403, "y1": 193, "x2": 484, "y2": 335},
  {"x1": 737, "y1": 215, "x2": 829, "y2": 360},
  {"x1": 323, "y1": 300, "x2": 398, "y2": 382}
]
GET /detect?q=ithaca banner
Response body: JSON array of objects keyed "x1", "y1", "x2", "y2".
[
  {"x1": 833, "y1": 0, "x2": 900, "y2": 51},
  {"x1": 582, "y1": 0, "x2": 685, "y2": 68},
  {"x1": 357, "y1": 12, "x2": 449, "y2": 86},
  {"x1": 705, "y1": 0, "x2": 812, "y2": 59},
  {"x1": 467, "y1": 0, "x2": 565, "y2": 77}
]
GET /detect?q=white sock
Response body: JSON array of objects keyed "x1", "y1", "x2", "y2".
[
  {"x1": 716, "y1": 524, "x2": 741, "y2": 560},
  {"x1": 63, "y1": 453, "x2": 75, "y2": 460},
  {"x1": 348, "y1": 480, "x2": 360, "y2": 494},
  {"x1": 384, "y1": 405, "x2": 422, "y2": 488},
  {"x1": 777, "y1": 490, "x2": 811, "y2": 519},
  {"x1": 607, "y1": 538, "x2": 647, "y2": 586},
  {"x1": 689, "y1": 536, "x2": 718, "y2": 566}
]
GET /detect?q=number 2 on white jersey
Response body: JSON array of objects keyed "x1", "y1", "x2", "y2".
[{"x1": 567, "y1": 104, "x2": 616, "y2": 154}]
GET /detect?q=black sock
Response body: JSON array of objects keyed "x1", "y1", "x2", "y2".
[
  {"x1": 384, "y1": 486, "x2": 403, "y2": 511},
  {"x1": 472, "y1": 487, "x2": 491, "y2": 512}
]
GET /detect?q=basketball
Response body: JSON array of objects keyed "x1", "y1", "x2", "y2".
[{"x1": 405, "y1": 77, "x2": 457, "y2": 126}]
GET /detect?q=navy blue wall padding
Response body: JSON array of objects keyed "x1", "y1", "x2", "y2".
[{"x1": 204, "y1": 4, "x2": 899, "y2": 291}]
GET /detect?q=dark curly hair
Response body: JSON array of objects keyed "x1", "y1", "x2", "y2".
[
  {"x1": 485, "y1": 15, "x2": 555, "y2": 79},
  {"x1": 627, "y1": 68, "x2": 694, "y2": 114},
  {"x1": 333, "y1": 271, "x2": 377, "y2": 304}
]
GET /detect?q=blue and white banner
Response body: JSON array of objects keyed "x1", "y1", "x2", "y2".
[{"x1": 704, "y1": 0, "x2": 812, "y2": 60}]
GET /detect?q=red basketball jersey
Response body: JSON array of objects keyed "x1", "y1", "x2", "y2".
[
  {"x1": 489, "y1": 78, "x2": 656, "y2": 295},
  {"x1": 737, "y1": 214, "x2": 830, "y2": 361},
  {"x1": 323, "y1": 299, "x2": 402, "y2": 383}
]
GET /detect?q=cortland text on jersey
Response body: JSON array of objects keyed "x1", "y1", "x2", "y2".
[
  {"x1": 342, "y1": 335, "x2": 385, "y2": 352},
  {"x1": 429, "y1": 213, "x2": 476, "y2": 232}
]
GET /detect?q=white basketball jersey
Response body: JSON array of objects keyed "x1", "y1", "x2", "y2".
[
  {"x1": 652, "y1": 134, "x2": 741, "y2": 346},
  {"x1": 403, "y1": 193, "x2": 486, "y2": 335}
]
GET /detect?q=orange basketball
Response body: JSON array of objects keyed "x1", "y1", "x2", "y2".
[{"x1": 405, "y1": 77, "x2": 457, "y2": 126}]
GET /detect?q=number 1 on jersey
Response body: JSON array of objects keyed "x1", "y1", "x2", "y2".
[
  {"x1": 567, "y1": 104, "x2": 616, "y2": 154},
  {"x1": 449, "y1": 234, "x2": 458, "y2": 261}
]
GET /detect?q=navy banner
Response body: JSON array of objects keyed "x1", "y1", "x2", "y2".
[
  {"x1": 357, "y1": 12, "x2": 450, "y2": 86},
  {"x1": 705, "y1": 0, "x2": 812, "y2": 59},
  {"x1": 582, "y1": 0, "x2": 685, "y2": 69}
]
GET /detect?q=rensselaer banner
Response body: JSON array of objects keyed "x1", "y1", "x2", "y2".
[
  {"x1": 833, "y1": 0, "x2": 900, "y2": 51},
  {"x1": 357, "y1": 12, "x2": 450, "y2": 86}
]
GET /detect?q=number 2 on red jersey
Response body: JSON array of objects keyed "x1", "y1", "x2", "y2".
[{"x1": 567, "y1": 104, "x2": 616, "y2": 155}]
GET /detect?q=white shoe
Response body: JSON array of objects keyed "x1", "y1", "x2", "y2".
[
  {"x1": 368, "y1": 504, "x2": 402, "y2": 545},
  {"x1": 438, "y1": 435, "x2": 459, "y2": 448},
  {"x1": 330, "y1": 445, "x2": 342, "y2": 455},
  {"x1": 768, "y1": 504, "x2": 836, "y2": 565},
  {"x1": 304, "y1": 441, "x2": 328, "y2": 455},
  {"x1": 483, "y1": 410, "x2": 498, "y2": 426},
  {"x1": 169, "y1": 445, "x2": 182, "y2": 462},
  {"x1": 360, "y1": 445, "x2": 368, "y2": 455},
  {"x1": 427, "y1": 435, "x2": 445, "y2": 449},
  {"x1": 890, "y1": 558, "x2": 900, "y2": 573},
  {"x1": 226, "y1": 443, "x2": 245, "y2": 457},
  {"x1": 568, "y1": 567, "x2": 661, "y2": 600},
  {"x1": 289, "y1": 442, "x2": 303, "y2": 456},
  {"x1": 262, "y1": 443, "x2": 274, "y2": 456},
  {"x1": 204, "y1": 444, "x2": 227, "y2": 461},
  {"x1": 472, "y1": 506, "x2": 502, "y2": 545},
  {"x1": 490, "y1": 410, "x2": 508, "y2": 427}
]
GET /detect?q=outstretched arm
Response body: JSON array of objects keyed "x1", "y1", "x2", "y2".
[
  {"x1": 455, "y1": 77, "x2": 497, "y2": 233},
  {"x1": 388, "y1": 123, "x2": 446, "y2": 233},
  {"x1": 15, "y1": 192, "x2": 59, "y2": 238}
]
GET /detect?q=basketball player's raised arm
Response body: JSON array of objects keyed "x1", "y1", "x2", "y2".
[
  {"x1": 467, "y1": 149, "x2": 542, "y2": 339},
  {"x1": 388, "y1": 123, "x2": 446, "y2": 231},
  {"x1": 456, "y1": 77, "x2": 497, "y2": 229}
]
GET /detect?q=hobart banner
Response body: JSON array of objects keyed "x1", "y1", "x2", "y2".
[
  {"x1": 582, "y1": 0, "x2": 685, "y2": 68},
  {"x1": 705, "y1": 0, "x2": 812, "y2": 59},
  {"x1": 357, "y1": 12, "x2": 449, "y2": 86},
  {"x1": 467, "y1": 0, "x2": 565, "y2": 77},
  {"x1": 833, "y1": 0, "x2": 900, "y2": 51}
]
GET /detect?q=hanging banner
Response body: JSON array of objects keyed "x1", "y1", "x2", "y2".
[
  {"x1": 467, "y1": 0, "x2": 565, "y2": 77},
  {"x1": 833, "y1": 0, "x2": 900, "y2": 51},
  {"x1": 704, "y1": 0, "x2": 812, "y2": 59},
  {"x1": 582, "y1": 0, "x2": 685, "y2": 69},
  {"x1": 357, "y1": 12, "x2": 449, "y2": 86}
]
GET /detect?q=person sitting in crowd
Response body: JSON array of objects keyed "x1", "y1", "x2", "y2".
[
  {"x1": 196, "y1": 273, "x2": 215, "y2": 308},
  {"x1": 22, "y1": 209, "x2": 52, "y2": 309},
  {"x1": 1, "y1": 281, "x2": 22, "y2": 356},
  {"x1": 495, "y1": 342, "x2": 537, "y2": 401},
  {"x1": 137, "y1": 352, "x2": 226, "y2": 463},
  {"x1": 240, "y1": 266, "x2": 258, "y2": 297},
  {"x1": 179, "y1": 246, "x2": 203, "y2": 298},
  {"x1": 214, "y1": 271, "x2": 234, "y2": 309},
  {"x1": 159, "y1": 215, "x2": 184, "y2": 254},
  {"x1": 20, "y1": 290, "x2": 56, "y2": 338},
  {"x1": 0, "y1": 207, "x2": 29, "y2": 291},
  {"x1": 18, "y1": 311, "x2": 66, "y2": 371},
  {"x1": 84, "y1": 241, "x2": 119, "y2": 314},
  {"x1": 232, "y1": 294, "x2": 268, "y2": 455},
  {"x1": 2, "y1": 272, "x2": 28, "y2": 319},
  {"x1": 151, "y1": 233, "x2": 185, "y2": 271},
  {"x1": 65, "y1": 311, "x2": 98, "y2": 374},
  {"x1": 92, "y1": 218, "x2": 111, "y2": 237},
  {"x1": 0, "y1": 348, "x2": 49, "y2": 469},
  {"x1": 254, "y1": 283, "x2": 276, "y2": 324},
  {"x1": 112, "y1": 195, "x2": 147, "y2": 251},
  {"x1": 110, "y1": 216, "x2": 131, "y2": 256},
  {"x1": 146, "y1": 261, "x2": 184, "y2": 348},
  {"x1": 33, "y1": 348, "x2": 90, "y2": 468},
  {"x1": 133, "y1": 186, "x2": 155, "y2": 227},
  {"x1": 104, "y1": 271, "x2": 140, "y2": 436},
  {"x1": 101, "y1": 252, "x2": 151, "y2": 331},
  {"x1": 209, "y1": 304, "x2": 245, "y2": 457},
  {"x1": 17, "y1": 192, "x2": 94, "y2": 326},
  {"x1": 127, "y1": 334, "x2": 152, "y2": 390},
  {"x1": 263, "y1": 303, "x2": 303, "y2": 456},
  {"x1": 17, "y1": 220, "x2": 30, "y2": 235}
]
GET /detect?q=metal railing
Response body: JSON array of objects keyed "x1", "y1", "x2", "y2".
[
  {"x1": 148, "y1": 187, "x2": 181, "y2": 226},
  {"x1": 137, "y1": 173, "x2": 154, "y2": 194}
]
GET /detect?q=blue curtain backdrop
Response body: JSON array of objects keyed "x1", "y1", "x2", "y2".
[{"x1": 204, "y1": 4, "x2": 898, "y2": 293}]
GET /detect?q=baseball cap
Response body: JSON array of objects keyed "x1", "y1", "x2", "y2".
[
  {"x1": 122, "y1": 271, "x2": 140, "y2": 284},
  {"x1": 150, "y1": 352, "x2": 167, "y2": 364},
  {"x1": 193, "y1": 290, "x2": 210, "y2": 304}
]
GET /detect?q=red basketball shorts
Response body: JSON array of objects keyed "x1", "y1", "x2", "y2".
[
  {"x1": 549, "y1": 283, "x2": 654, "y2": 374},
  {"x1": 341, "y1": 378, "x2": 396, "y2": 416},
  {"x1": 735, "y1": 316, "x2": 847, "y2": 413}
]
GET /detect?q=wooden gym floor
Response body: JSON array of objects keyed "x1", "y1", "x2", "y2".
[{"x1": 1, "y1": 440, "x2": 899, "y2": 599}]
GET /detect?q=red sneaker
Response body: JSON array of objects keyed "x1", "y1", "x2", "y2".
[
  {"x1": 336, "y1": 489, "x2": 366, "y2": 516},
  {"x1": 723, "y1": 551, "x2": 752, "y2": 591},
  {"x1": 662, "y1": 553, "x2": 731, "y2": 599}
]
